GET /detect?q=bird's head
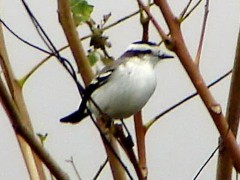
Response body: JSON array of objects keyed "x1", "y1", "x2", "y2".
[{"x1": 123, "y1": 41, "x2": 174, "y2": 66}]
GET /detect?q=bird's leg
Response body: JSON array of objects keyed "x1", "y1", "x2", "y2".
[
  {"x1": 100, "y1": 113, "x2": 112, "y2": 128},
  {"x1": 120, "y1": 119, "x2": 134, "y2": 148}
]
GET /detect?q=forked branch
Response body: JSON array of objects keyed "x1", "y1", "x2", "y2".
[{"x1": 153, "y1": 0, "x2": 240, "y2": 171}]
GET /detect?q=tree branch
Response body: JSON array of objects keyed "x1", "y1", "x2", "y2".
[
  {"x1": 145, "y1": 70, "x2": 232, "y2": 131},
  {"x1": 194, "y1": 0, "x2": 209, "y2": 66},
  {"x1": 216, "y1": 23, "x2": 240, "y2": 180},
  {"x1": 0, "y1": 19, "x2": 46, "y2": 179},
  {"x1": 136, "y1": 0, "x2": 169, "y2": 42},
  {"x1": 134, "y1": 112, "x2": 147, "y2": 178},
  {"x1": 0, "y1": 77, "x2": 70, "y2": 180},
  {"x1": 58, "y1": 0, "x2": 93, "y2": 85},
  {"x1": 153, "y1": 0, "x2": 240, "y2": 171}
]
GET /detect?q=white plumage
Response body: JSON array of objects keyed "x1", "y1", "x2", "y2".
[
  {"x1": 89, "y1": 57, "x2": 157, "y2": 119},
  {"x1": 60, "y1": 41, "x2": 173, "y2": 123}
]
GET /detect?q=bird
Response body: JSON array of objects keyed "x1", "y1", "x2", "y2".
[{"x1": 60, "y1": 41, "x2": 174, "y2": 123}]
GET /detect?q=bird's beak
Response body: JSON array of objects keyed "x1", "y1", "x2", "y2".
[{"x1": 159, "y1": 53, "x2": 174, "y2": 59}]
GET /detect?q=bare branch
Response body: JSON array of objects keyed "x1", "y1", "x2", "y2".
[
  {"x1": 181, "y1": 0, "x2": 204, "y2": 21},
  {"x1": 93, "y1": 158, "x2": 108, "y2": 180},
  {"x1": 0, "y1": 77, "x2": 70, "y2": 180},
  {"x1": 66, "y1": 157, "x2": 81, "y2": 180},
  {"x1": 114, "y1": 124, "x2": 144, "y2": 180},
  {"x1": 194, "y1": 144, "x2": 221, "y2": 179},
  {"x1": 154, "y1": 0, "x2": 240, "y2": 171},
  {"x1": 0, "y1": 19, "x2": 46, "y2": 179},
  {"x1": 180, "y1": 0, "x2": 194, "y2": 18},
  {"x1": 134, "y1": 112, "x2": 148, "y2": 178},
  {"x1": 195, "y1": 0, "x2": 210, "y2": 66},
  {"x1": 136, "y1": 0, "x2": 169, "y2": 42},
  {"x1": 145, "y1": 70, "x2": 232, "y2": 132},
  {"x1": 58, "y1": 0, "x2": 93, "y2": 85},
  {"x1": 216, "y1": 23, "x2": 240, "y2": 180}
]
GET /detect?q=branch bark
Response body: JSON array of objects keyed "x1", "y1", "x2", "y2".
[
  {"x1": 194, "y1": 0, "x2": 209, "y2": 66},
  {"x1": 134, "y1": 112, "x2": 147, "y2": 179},
  {"x1": 57, "y1": 0, "x2": 93, "y2": 85},
  {"x1": 216, "y1": 24, "x2": 240, "y2": 180},
  {"x1": 153, "y1": 0, "x2": 240, "y2": 171},
  {"x1": 0, "y1": 20, "x2": 46, "y2": 179},
  {"x1": 0, "y1": 77, "x2": 70, "y2": 180}
]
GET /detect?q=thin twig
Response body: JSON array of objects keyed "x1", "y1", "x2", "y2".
[
  {"x1": 0, "y1": 19, "x2": 51, "y2": 55},
  {"x1": 21, "y1": 0, "x2": 57, "y2": 53},
  {"x1": 66, "y1": 157, "x2": 81, "y2": 180},
  {"x1": 19, "y1": 55, "x2": 53, "y2": 86},
  {"x1": 0, "y1": 18, "x2": 79, "y2": 89},
  {"x1": 146, "y1": 69, "x2": 232, "y2": 131},
  {"x1": 93, "y1": 158, "x2": 108, "y2": 180},
  {"x1": 137, "y1": 0, "x2": 169, "y2": 41},
  {"x1": 193, "y1": 144, "x2": 221, "y2": 180},
  {"x1": 195, "y1": 0, "x2": 210, "y2": 66},
  {"x1": 180, "y1": 0, "x2": 194, "y2": 18},
  {"x1": 181, "y1": 0, "x2": 204, "y2": 21}
]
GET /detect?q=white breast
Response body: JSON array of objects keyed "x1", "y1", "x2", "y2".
[{"x1": 88, "y1": 58, "x2": 157, "y2": 119}]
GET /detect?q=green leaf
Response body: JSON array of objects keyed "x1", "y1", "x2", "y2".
[
  {"x1": 37, "y1": 133, "x2": 48, "y2": 145},
  {"x1": 87, "y1": 51, "x2": 98, "y2": 66},
  {"x1": 70, "y1": 0, "x2": 94, "y2": 26}
]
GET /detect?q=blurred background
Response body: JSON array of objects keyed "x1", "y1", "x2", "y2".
[{"x1": 0, "y1": 0, "x2": 239, "y2": 179}]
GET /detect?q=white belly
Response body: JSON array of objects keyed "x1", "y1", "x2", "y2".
[{"x1": 88, "y1": 60, "x2": 157, "y2": 119}]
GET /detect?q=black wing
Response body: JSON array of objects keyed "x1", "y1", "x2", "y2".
[{"x1": 60, "y1": 69, "x2": 114, "y2": 123}]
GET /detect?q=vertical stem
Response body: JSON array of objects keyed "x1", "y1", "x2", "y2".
[
  {"x1": 134, "y1": 112, "x2": 147, "y2": 179},
  {"x1": 104, "y1": 135, "x2": 126, "y2": 180},
  {"x1": 194, "y1": 0, "x2": 209, "y2": 66},
  {"x1": 57, "y1": 0, "x2": 93, "y2": 85},
  {"x1": 133, "y1": 2, "x2": 150, "y2": 178},
  {"x1": 0, "y1": 20, "x2": 46, "y2": 180},
  {"x1": 137, "y1": 0, "x2": 150, "y2": 42},
  {"x1": 216, "y1": 25, "x2": 240, "y2": 180}
]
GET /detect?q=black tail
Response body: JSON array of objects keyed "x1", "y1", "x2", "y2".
[
  {"x1": 60, "y1": 99, "x2": 89, "y2": 123},
  {"x1": 60, "y1": 110, "x2": 89, "y2": 123}
]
